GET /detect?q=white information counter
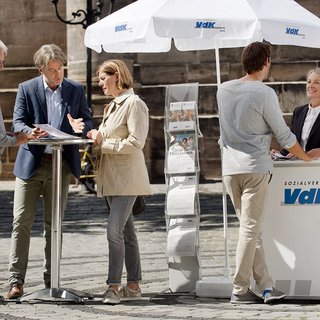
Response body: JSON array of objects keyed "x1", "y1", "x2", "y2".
[{"x1": 263, "y1": 160, "x2": 320, "y2": 298}]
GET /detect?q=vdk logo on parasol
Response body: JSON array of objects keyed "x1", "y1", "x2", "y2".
[
  {"x1": 286, "y1": 27, "x2": 299, "y2": 35},
  {"x1": 284, "y1": 188, "x2": 320, "y2": 205},
  {"x1": 115, "y1": 24, "x2": 127, "y2": 32},
  {"x1": 195, "y1": 21, "x2": 225, "y2": 32},
  {"x1": 285, "y1": 26, "x2": 305, "y2": 38},
  {"x1": 195, "y1": 21, "x2": 216, "y2": 29}
]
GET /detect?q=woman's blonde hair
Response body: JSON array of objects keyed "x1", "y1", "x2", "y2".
[
  {"x1": 97, "y1": 59, "x2": 133, "y2": 89},
  {"x1": 307, "y1": 67, "x2": 320, "y2": 79}
]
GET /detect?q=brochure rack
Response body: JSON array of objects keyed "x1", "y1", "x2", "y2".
[{"x1": 164, "y1": 83, "x2": 201, "y2": 292}]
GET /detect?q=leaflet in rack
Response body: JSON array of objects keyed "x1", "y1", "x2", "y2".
[
  {"x1": 168, "y1": 101, "x2": 196, "y2": 131},
  {"x1": 166, "y1": 175, "x2": 197, "y2": 216},
  {"x1": 167, "y1": 133, "x2": 196, "y2": 173},
  {"x1": 166, "y1": 218, "x2": 197, "y2": 257}
]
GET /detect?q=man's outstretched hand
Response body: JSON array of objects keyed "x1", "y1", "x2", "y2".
[{"x1": 67, "y1": 114, "x2": 85, "y2": 133}]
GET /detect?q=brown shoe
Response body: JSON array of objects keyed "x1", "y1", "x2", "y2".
[{"x1": 7, "y1": 282, "x2": 24, "y2": 299}]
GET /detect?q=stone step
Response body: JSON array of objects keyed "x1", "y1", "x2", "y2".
[{"x1": 0, "y1": 67, "x2": 38, "y2": 89}]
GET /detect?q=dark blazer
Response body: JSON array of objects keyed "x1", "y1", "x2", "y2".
[
  {"x1": 282, "y1": 104, "x2": 320, "y2": 155},
  {"x1": 13, "y1": 76, "x2": 93, "y2": 179}
]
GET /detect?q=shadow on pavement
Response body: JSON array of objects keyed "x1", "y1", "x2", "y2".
[{"x1": 0, "y1": 190, "x2": 237, "y2": 238}]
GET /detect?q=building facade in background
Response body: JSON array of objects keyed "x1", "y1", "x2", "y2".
[{"x1": 0, "y1": 0, "x2": 320, "y2": 182}]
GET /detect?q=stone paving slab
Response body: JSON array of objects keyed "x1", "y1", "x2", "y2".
[{"x1": 1, "y1": 181, "x2": 320, "y2": 319}]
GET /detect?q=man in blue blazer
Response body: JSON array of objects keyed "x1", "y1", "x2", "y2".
[{"x1": 7, "y1": 44, "x2": 93, "y2": 299}]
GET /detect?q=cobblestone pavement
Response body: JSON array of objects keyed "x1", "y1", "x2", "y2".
[{"x1": 1, "y1": 182, "x2": 320, "y2": 319}]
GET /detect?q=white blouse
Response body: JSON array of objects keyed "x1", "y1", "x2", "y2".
[{"x1": 301, "y1": 104, "x2": 320, "y2": 150}]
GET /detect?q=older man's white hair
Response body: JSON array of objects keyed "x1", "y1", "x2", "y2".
[{"x1": 0, "y1": 40, "x2": 8, "y2": 55}]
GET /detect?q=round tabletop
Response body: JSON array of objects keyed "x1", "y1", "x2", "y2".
[{"x1": 28, "y1": 138, "x2": 94, "y2": 146}]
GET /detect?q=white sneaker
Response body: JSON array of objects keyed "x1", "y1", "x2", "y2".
[
  {"x1": 102, "y1": 287, "x2": 120, "y2": 304},
  {"x1": 119, "y1": 285, "x2": 142, "y2": 299}
]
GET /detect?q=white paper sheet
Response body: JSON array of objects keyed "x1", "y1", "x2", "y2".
[
  {"x1": 166, "y1": 218, "x2": 197, "y2": 257},
  {"x1": 34, "y1": 124, "x2": 80, "y2": 140},
  {"x1": 166, "y1": 175, "x2": 196, "y2": 216}
]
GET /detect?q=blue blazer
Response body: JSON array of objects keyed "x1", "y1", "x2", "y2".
[{"x1": 13, "y1": 76, "x2": 93, "y2": 179}]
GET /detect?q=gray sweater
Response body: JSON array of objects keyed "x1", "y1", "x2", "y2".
[
  {"x1": 0, "y1": 108, "x2": 16, "y2": 174},
  {"x1": 0, "y1": 107, "x2": 16, "y2": 150},
  {"x1": 217, "y1": 79, "x2": 296, "y2": 176}
]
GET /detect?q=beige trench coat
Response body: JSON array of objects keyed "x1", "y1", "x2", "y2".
[{"x1": 95, "y1": 88, "x2": 152, "y2": 197}]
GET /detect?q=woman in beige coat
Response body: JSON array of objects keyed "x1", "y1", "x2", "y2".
[{"x1": 87, "y1": 59, "x2": 151, "y2": 305}]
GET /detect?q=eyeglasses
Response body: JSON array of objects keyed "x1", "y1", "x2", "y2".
[{"x1": 0, "y1": 60, "x2": 5, "y2": 67}]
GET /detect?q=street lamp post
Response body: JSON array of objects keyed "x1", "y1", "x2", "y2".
[{"x1": 50, "y1": 0, "x2": 115, "y2": 108}]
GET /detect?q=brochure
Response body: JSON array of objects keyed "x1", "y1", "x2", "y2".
[
  {"x1": 34, "y1": 124, "x2": 81, "y2": 140},
  {"x1": 166, "y1": 218, "x2": 197, "y2": 257},
  {"x1": 168, "y1": 101, "x2": 196, "y2": 131},
  {"x1": 167, "y1": 133, "x2": 196, "y2": 173},
  {"x1": 271, "y1": 151, "x2": 292, "y2": 161},
  {"x1": 166, "y1": 175, "x2": 197, "y2": 216},
  {"x1": 167, "y1": 218, "x2": 197, "y2": 257}
]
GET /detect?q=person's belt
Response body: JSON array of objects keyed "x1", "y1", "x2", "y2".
[{"x1": 42, "y1": 153, "x2": 53, "y2": 161}]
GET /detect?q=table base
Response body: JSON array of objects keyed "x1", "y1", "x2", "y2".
[{"x1": 19, "y1": 287, "x2": 93, "y2": 303}]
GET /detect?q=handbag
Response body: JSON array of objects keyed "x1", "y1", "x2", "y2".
[
  {"x1": 104, "y1": 195, "x2": 146, "y2": 215},
  {"x1": 132, "y1": 195, "x2": 146, "y2": 215}
]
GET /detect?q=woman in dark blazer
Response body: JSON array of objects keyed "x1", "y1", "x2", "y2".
[{"x1": 281, "y1": 67, "x2": 320, "y2": 156}]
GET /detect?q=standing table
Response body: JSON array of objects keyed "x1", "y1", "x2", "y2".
[
  {"x1": 263, "y1": 160, "x2": 320, "y2": 298},
  {"x1": 20, "y1": 138, "x2": 93, "y2": 303}
]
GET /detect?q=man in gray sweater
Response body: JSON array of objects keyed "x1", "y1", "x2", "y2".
[
  {"x1": 0, "y1": 40, "x2": 34, "y2": 302},
  {"x1": 217, "y1": 41, "x2": 320, "y2": 304}
]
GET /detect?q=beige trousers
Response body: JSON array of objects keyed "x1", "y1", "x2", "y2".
[{"x1": 223, "y1": 173, "x2": 273, "y2": 295}]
